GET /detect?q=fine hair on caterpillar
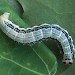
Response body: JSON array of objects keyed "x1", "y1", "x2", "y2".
[{"x1": 0, "y1": 12, "x2": 75, "y2": 64}]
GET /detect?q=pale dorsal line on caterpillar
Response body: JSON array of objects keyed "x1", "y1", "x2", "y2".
[{"x1": 0, "y1": 12, "x2": 75, "y2": 64}]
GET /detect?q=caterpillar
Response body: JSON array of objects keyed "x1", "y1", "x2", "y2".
[{"x1": 0, "y1": 12, "x2": 75, "y2": 64}]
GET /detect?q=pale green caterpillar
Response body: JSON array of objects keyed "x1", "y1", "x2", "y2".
[{"x1": 0, "y1": 12, "x2": 75, "y2": 64}]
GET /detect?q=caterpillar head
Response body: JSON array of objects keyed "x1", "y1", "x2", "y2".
[
  {"x1": 0, "y1": 12, "x2": 10, "y2": 27},
  {"x1": 2, "y1": 12, "x2": 10, "y2": 18},
  {"x1": 0, "y1": 12, "x2": 10, "y2": 21},
  {"x1": 62, "y1": 54, "x2": 73, "y2": 64}
]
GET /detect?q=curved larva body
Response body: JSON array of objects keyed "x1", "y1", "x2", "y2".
[{"x1": 0, "y1": 12, "x2": 75, "y2": 64}]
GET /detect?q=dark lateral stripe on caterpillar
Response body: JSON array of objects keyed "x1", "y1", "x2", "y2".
[
  {"x1": 0, "y1": 12, "x2": 75, "y2": 64},
  {"x1": 52, "y1": 26, "x2": 73, "y2": 52}
]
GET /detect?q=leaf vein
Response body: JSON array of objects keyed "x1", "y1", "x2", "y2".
[{"x1": 0, "y1": 54, "x2": 44, "y2": 75}]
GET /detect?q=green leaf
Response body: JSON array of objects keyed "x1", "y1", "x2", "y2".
[
  {"x1": 7, "y1": 0, "x2": 23, "y2": 16},
  {"x1": 18, "y1": 0, "x2": 75, "y2": 75},
  {"x1": 0, "y1": 0, "x2": 57, "y2": 75},
  {"x1": 60, "y1": 63, "x2": 75, "y2": 75}
]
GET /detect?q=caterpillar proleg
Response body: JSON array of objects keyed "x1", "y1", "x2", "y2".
[{"x1": 0, "y1": 12, "x2": 75, "y2": 64}]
